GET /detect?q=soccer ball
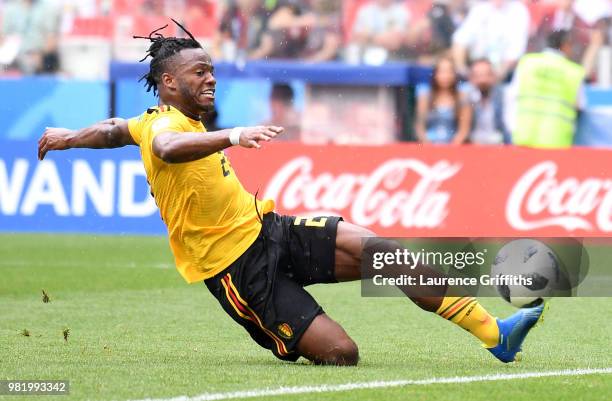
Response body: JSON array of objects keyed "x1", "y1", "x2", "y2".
[{"x1": 491, "y1": 239, "x2": 566, "y2": 308}]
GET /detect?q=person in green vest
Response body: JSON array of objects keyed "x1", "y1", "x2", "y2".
[{"x1": 511, "y1": 30, "x2": 586, "y2": 148}]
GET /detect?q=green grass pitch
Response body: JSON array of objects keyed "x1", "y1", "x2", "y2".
[{"x1": 1, "y1": 233, "x2": 611, "y2": 401}]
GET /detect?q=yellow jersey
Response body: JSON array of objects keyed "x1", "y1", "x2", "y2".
[{"x1": 127, "y1": 105, "x2": 275, "y2": 283}]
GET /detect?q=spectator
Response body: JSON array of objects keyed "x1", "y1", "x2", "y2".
[
  {"x1": 213, "y1": 0, "x2": 272, "y2": 61},
  {"x1": 182, "y1": 0, "x2": 217, "y2": 16},
  {"x1": 349, "y1": 0, "x2": 410, "y2": 65},
  {"x1": 414, "y1": 57, "x2": 472, "y2": 144},
  {"x1": 608, "y1": 14, "x2": 612, "y2": 47},
  {"x1": 61, "y1": 0, "x2": 103, "y2": 18},
  {"x1": 530, "y1": 0, "x2": 594, "y2": 62},
  {"x1": 600, "y1": 12, "x2": 612, "y2": 46},
  {"x1": 511, "y1": 30, "x2": 586, "y2": 148},
  {"x1": 300, "y1": 0, "x2": 342, "y2": 61},
  {"x1": 452, "y1": 0, "x2": 530, "y2": 80},
  {"x1": 263, "y1": 0, "x2": 342, "y2": 61},
  {"x1": 574, "y1": 0, "x2": 611, "y2": 79},
  {"x1": 574, "y1": 0, "x2": 612, "y2": 28},
  {"x1": 405, "y1": 0, "x2": 434, "y2": 23},
  {"x1": 447, "y1": 0, "x2": 470, "y2": 26},
  {"x1": 467, "y1": 58, "x2": 510, "y2": 145},
  {"x1": 261, "y1": 83, "x2": 301, "y2": 140},
  {"x1": 582, "y1": 21, "x2": 608, "y2": 82},
  {"x1": 300, "y1": 0, "x2": 342, "y2": 62},
  {"x1": 0, "y1": 0, "x2": 61, "y2": 75},
  {"x1": 253, "y1": 0, "x2": 309, "y2": 59},
  {"x1": 406, "y1": 0, "x2": 468, "y2": 63},
  {"x1": 140, "y1": 0, "x2": 166, "y2": 16}
]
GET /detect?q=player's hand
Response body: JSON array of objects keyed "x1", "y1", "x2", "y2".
[
  {"x1": 239, "y1": 126, "x2": 284, "y2": 149},
  {"x1": 38, "y1": 127, "x2": 74, "y2": 160}
]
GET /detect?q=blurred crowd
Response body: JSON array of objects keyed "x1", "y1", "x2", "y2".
[
  {"x1": 0, "y1": 0, "x2": 610, "y2": 147},
  {"x1": 0, "y1": 0, "x2": 610, "y2": 75},
  {"x1": 414, "y1": 32, "x2": 583, "y2": 147}
]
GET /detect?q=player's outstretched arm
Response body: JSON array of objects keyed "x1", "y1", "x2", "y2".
[
  {"x1": 153, "y1": 125, "x2": 283, "y2": 164},
  {"x1": 37, "y1": 118, "x2": 135, "y2": 161}
]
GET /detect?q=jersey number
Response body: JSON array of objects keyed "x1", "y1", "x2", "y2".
[
  {"x1": 220, "y1": 154, "x2": 231, "y2": 177},
  {"x1": 294, "y1": 217, "x2": 328, "y2": 228}
]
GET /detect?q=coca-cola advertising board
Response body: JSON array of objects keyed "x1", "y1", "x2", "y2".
[
  {"x1": 228, "y1": 143, "x2": 612, "y2": 237},
  {"x1": 2, "y1": 141, "x2": 611, "y2": 236}
]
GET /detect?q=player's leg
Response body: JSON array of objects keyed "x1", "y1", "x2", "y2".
[
  {"x1": 295, "y1": 314, "x2": 359, "y2": 366},
  {"x1": 279, "y1": 215, "x2": 359, "y2": 365},
  {"x1": 334, "y1": 221, "x2": 544, "y2": 362},
  {"x1": 335, "y1": 221, "x2": 446, "y2": 311},
  {"x1": 267, "y1": 254, "x2": 359, "y2": 366},
  {"x1": 203, "y1": 213, "x2": 358, "y2": 365}
]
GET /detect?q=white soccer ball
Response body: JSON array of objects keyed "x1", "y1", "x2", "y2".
[{"x1": 491, "y1": 239, "x2": 566, "y2": 308}]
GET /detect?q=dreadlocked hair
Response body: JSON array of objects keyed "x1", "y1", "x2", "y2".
[{"x1": 133, "y1": 18, "x2": 202, "y2": 96}]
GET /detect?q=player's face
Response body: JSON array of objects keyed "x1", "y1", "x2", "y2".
[{"x1": 174, "y1": 48, "x2": 217, "y2": 113}]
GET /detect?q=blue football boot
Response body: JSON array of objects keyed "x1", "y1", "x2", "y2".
[{"x1": 487, "y1": 303, "x2": 546, "y2": 363}]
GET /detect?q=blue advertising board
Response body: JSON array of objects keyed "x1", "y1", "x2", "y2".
[
  {"x1": 0, "y1": 141, "x2": 165, "y2": 235},
  {"x1": 0, "y1": 77, "x2": 109, "y2": 140}
]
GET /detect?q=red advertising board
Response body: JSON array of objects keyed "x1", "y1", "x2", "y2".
[{"x1": 228, "y1": 143, "x2": 612, "y2": 237}]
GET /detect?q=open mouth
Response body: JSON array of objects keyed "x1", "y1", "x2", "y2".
[{"x1": 201, "y1": 89, "x2": 215, "y2": 100}]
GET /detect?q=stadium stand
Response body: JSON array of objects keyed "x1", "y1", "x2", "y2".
[{"x1": 1, "y1": 0, "x2": 610, "y2": 146}]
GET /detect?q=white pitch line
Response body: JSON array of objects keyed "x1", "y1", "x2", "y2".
[{"x1": 129, "y1": 367, "x2": 612, "y2": 401}]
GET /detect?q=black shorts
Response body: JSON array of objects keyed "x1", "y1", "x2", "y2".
[{"x1": 204, "y1": 212, "x2": 343, "y2": 361}]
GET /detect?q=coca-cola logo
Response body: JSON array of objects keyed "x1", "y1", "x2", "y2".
[
  {"x1": 506, "y1": 161, "x2": 612, "y2": 232},
  {"x1": 264, "y1": 157, "x2": 461, "y2": 228}
]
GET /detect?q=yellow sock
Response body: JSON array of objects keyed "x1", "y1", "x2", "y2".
[{"x1": 436, "y1": 296, "x2": 499, "y2": 348}]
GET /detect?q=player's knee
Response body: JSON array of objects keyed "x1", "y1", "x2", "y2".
[
  {"x1": 333, "y1": 338, "x2": 359, "y2": 366},
  {"x1": 319, "y1": 338, "x2": 359, "y2": 366}
]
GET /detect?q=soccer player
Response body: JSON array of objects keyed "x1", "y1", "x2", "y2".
[{"x1": 37, "y1": 20, "x2": 544, "y2": 366}]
